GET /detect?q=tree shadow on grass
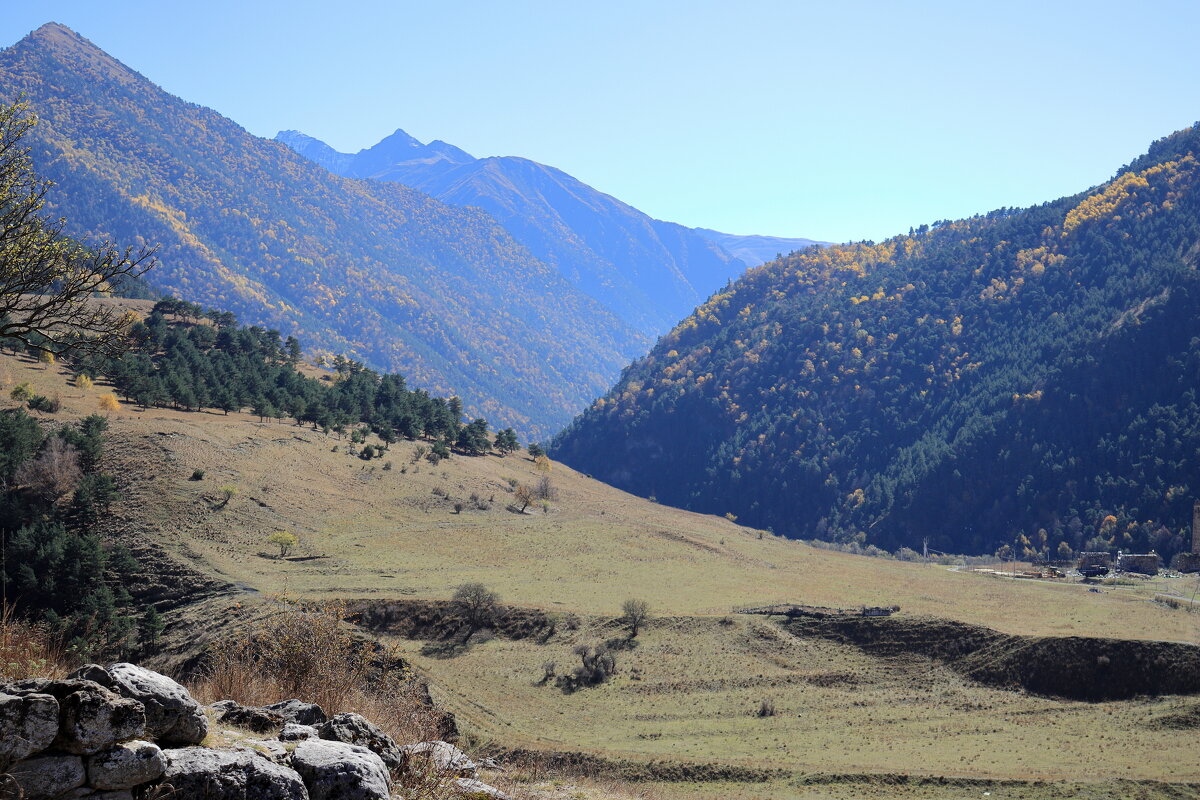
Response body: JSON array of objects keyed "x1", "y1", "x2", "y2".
[
  {"x1": 419, "y1": 628, "x2": 493, "y2": 659},
  {"x1": 419, "y1": 640, "x2": 469, "y2": 659}
]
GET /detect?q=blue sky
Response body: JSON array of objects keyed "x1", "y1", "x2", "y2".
[{"x1": 1, "y1": 1, "x2": 1197, "y2": 243}]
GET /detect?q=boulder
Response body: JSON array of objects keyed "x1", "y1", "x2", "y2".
[
  {"x1": 265, "y1": 698, "x2": 327, "y2": 726},
  {"x1": 399, "y1": 740, "x2": 478, "y2": 777},
  {"x1": 101, "y1": 663, "x2": 208, "y2": 745},
  {"x1": 7, "y1": 753, "x2": 86, "y2": 799},
  {"x1": 86, "y1": 739, "x2": 166, "y2": 790},
  {"x1": 5, "y1": 679, "x2": 145, "y2": 756},
  {"x1": 290, "y1": 738, "x2": 391, "y2": 800},
  {"x1": 239, "y1": 739, "x2": 289, "y2": 763},
  {"x1": 91, "y1": 793, "x2": 135, "y2": 800},
  {"x1": 163, "y1": 747, "x2": 309, "y2": 799},
  {"x1": 60, "y1": 687, "x2": 146, "y2": 756},
  {"x1": 280, "y1": 722, "x2": 320, "y2": 741},
  {"x1": 0, "y1": 690, "x2": 59, "y2": 768},
  {"x1": 452, "y1": 777, "x2": 513, "y2": 800},
  {"x1": 317, "y1": 712, "x2": 402, "y2": 771},
  {"x1": 217, "y1": 700, "x2": 285, "y2": 734}
]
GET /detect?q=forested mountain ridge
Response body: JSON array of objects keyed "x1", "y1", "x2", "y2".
[
  {"x1": 552, "y1": 122, "x2": 1200, "y2": 561},
  {"x1": 276, "y1": 128, "x2": 795, "y2": 335},
  {"x1": 0, "y1": 22, "x2": 643, "y2": 439}
]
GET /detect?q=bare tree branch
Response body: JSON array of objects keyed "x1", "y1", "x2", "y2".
[{"x1": 0, "y1": 100, "x2": 156, "y2": 358}]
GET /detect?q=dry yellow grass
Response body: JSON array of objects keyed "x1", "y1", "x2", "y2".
[
  {"x1": 385, "y1": 615, "x2": 1200, "y2": 783},
  {"x1": 4, "y1": 350, "x2": 1199, "y2": 793},
  {"x1": 3, "y1": 345, "x2": 1187, "y2": 642}
]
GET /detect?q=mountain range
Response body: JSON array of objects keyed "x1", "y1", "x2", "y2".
[
  {"x1": 0, "y1": 23, "x2": 660, "y2": 438},
  {"x1": 551, "y1": 122, "x2": 1200, "y2": 562},
  {"x1": 276, "y1": 129, "x2": 825, "y2": 337}
]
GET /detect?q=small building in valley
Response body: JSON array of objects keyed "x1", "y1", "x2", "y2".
[
  {"x1": 1078, "y1": 552, "x2": 1113, "y2": 569},
  {"x1": 1116, "y1": 552, "x2": 1161, "y2": 575}
]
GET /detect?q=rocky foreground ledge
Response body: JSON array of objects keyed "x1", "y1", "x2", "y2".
[{"x1": 1, "y1": 663, "x2": 507, "y2": 799}]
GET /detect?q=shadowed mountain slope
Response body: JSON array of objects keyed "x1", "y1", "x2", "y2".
[
  {"x1": 278, "y1": 129, "x2": 817, "y2": 336},
  {"x1": 552, "y1": 122, "x2": 1200, "y2": 560}
]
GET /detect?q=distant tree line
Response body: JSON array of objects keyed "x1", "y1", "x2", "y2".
[{"x1": 59, "y1": 298, "x2": 526, "y2": 459}]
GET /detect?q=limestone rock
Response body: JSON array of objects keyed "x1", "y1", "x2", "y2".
[
  {"x1": 399, "y1": 740, "x2": 478, "y2": 777},
  {"x1": 102, "y1": 663, "x2": 208, "y2": 745},
  {"x1": 163, "y1": 746, "x2": 309, "y2": 799},
  {"x1": 6, "y1": 679, "x2": 145, "y2": 756},
  {"x1": 0, "y1": 690, "x2": 59, "y2": 769},
  {"x1": 7, "y1": 753, "x2": 86, "y2": 799},
  {"x1": 86, "y1": 739, "x2": 166, "y2": 790},
  {"x1": 280, "y1": 722, "x2": 320, "y2": 741},
  {"x1": 317, "y1": 712, "x2": 402, "y2": 771},
  {"x1": 63, "y1": 688, "x2": 145, "y2": 756},
  {"x1": 452, "y1": 777, "x2": 513, "y2": 799},
  {"x1": 218, "y1": 700, "x2": 285, "y2": 734},
  {"x1": 239, "y1": 739, "x2": 289, "y2": 763},
  {"x1": 290, "y1": 738, "x2": 391, "y2": 800},
  {"x1": 265, "y1": 698, "x2": 327, "y2": 726}
]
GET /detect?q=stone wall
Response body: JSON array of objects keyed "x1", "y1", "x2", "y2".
[{"x1": 1, "y1": 663, "x2": 509, "y2": 800}]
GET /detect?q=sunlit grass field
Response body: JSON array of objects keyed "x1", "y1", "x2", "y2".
[{"x1": 4, "y1": 349, "x2": 1199, "y2": 794}]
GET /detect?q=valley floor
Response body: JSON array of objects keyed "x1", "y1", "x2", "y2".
[{"x1": 3, "y1": 351, "x2": 1198, "y2": 796}]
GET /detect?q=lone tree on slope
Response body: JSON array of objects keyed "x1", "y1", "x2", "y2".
[
  {"x1": 621, "y1": 598, "x2": 651, "y2": 639},
  {"x1": 452, "y1": 582, "x2": 499, "y2": 642},
  {"x1": 268, "y1": 531, "x2": 298, "y2": 558}
]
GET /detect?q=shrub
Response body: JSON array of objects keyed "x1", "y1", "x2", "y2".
[
  {"x1": 190, "y1": 468, "x2": 205, "y2": 481},
  {"x1": 218, "y1": 484, "x2": 238, "y2": 507},
  {"x1": 757, "y1": 698, "x2": 777, "y2": 717},
  {"x1": 0, "y1": 601, "x2": 70, "y2": 681},
  {"x1": 27, "y1": 393, "x2": 57, "y2": 413},
  {"x1": 194, "y1": 600, "x2": 444, "y2": 745},
  {"x1": 97, "y1": 393, "x2": 120, "y2": 412},
  {"x1": 15, "y1": 437, "x2": 81, "y2": 501},
  {"x1": 558, "y1": 642, "x2": 616, "y2": 691}
]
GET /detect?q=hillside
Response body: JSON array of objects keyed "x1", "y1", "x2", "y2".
[
  {"x1": 277, "y1": 129, "x2": 777, "y2": 336},
  {"x1": 0, "y1": 23, "x2": 645, "y2": 439},
  {"x1": 3, "y1": 349, "x2": 1198, "y2": 798},
  {"x1": 551, "y1": 122, "x2": 1200, "y2": 561}
]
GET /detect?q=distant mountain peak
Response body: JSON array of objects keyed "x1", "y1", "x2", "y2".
[
  {"x1": 25, "y1": 22, "x2": 103, "y2": 55},
  {"x1": 372, "y1": 127, "x2": 424, "y2": 152},
  {"x1": 18, "y1": 21, "x2": 145, "y2": 88}
]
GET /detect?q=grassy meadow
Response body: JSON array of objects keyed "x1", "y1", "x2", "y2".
[{"x1": 3, "y1": 349, "x2": 1199, "y2": 796}]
